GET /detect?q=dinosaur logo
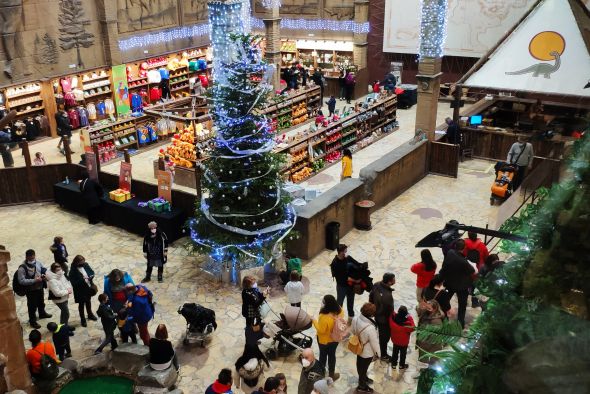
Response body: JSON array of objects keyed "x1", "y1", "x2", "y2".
[{"x1": 505, "y1": 31, "x2": 565, "y2": 79}]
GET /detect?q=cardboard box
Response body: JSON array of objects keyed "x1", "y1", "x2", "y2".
[{"x1": 109, "y1": 189, "x2": 131, "y2": 203}]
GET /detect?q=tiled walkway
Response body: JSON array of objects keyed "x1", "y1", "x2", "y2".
[{"x1": 0, "y1": 158, "x2": 497, "y2": 393}]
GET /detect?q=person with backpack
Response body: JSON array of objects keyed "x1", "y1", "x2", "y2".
[
  {"x1": 330, "y1": 244, "x2": 359, "y2": 321},
  {"x1": 411, "y1": 249, "x2": 437, "y2": 302},
  {"x1": 205, "y1": 368, "x2": 234, "y2": 394},
  {"x1": 421, "y1": 274, "x2": 452, "y2": 316},
  {"x1": 416, "y1": 300, "x2": 446, "y2": 366},
  {"x1": 368, "y1": 272, "x2": 395, "y2": 362},
  {"x1": 25, "y1": 329, "x2": 59, "y2": 384},
  {"x1": 388, "y1": 306, "x2": 415, "y2": 370},
  {"x1": 126, "y1": 283, "x2": 155, "y2": 345},
  {"x1": 312, "y1": 295, "x2": 345, "y2": 381},
  {"x1": 242, "y1": 275, "x2": 268, "y2": 328},
  {"x1": 49, "y1": 236, "x2": 69, "y2": 278},
  {"x1": 234, "y1": 344, "x2": 270, "y2": 394},
  {"x1": 439, "y1": 239, "x2": 474, "y2": 328},
  {"x1": 297, "y1": 348, "x2": 325, "y2": 394},
  {"x1": 69, "y1": 255, "x2": 97, "y2": 327},
  {"x1": 507, "y1": 135, "x2": 534, "y2": 190},
  {"x1": 95, "y1": 293, "x2": 118, "y2": 354},
  {"x1": 326, "y1": 96, "x2": 336, "y2": 117},
  {"x1": 46, "y1": 262, "x2": 73, "y2": 327},
  {"x1": 350, "y1": 303, "x2": 380, "y2": 393},
  {"x1": 16, "y1": 249, "x2": 51, "y2": 329}
]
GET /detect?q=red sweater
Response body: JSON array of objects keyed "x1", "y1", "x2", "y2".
[
  {"x1": 410, "y1": 262, "x2": 436, "y2": 288},
  {"x1": 463, "y1": 238, "x2": 489, "y2": 269},
  {"x1": 389, "y1": 313, "x2": 415, "y2": 346}
]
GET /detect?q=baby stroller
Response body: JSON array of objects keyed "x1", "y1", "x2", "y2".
[
  {"x1": 265, "y1": 305, "x2": 313, "y2": 359},
  {"x1": 491, "y1": 162, "x2": 516, "y2": 205},
  {"x1": 178, "y1": 303, "x2": 217, "y2": 346}
]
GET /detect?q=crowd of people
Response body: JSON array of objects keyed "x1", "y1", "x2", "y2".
[
  {"x1": 15, "y1": 216, "x2": 501, "y2": 393},
  {"x1": 15, "y1": 222, "x2": 179, "y2": 391}
]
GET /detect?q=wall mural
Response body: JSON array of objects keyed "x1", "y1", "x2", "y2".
[
  {"x1": 505, "y1": 31, "x2": 564, "y2": 79},
  {"x1": 117, "y1": 0, "x2": 179, "y2": 34},
  {"x1": 254, "y1": 0, "x2": 318, "y2": 15},
  {"x1": 34, "y1": 33, "x2": 59, "y2": 65},
  {"x1": 58, "y1": 0, "x2": 95, "y2": 68},
  {"x1": 0, "y1": 0, "x2": 31, "y2": 79},
  {"x1": 182, "y1": 0, "x2": 208, "y2": 23},
  {"x1": 323, "y1": 0, "x2": 354, "y2": 20}
]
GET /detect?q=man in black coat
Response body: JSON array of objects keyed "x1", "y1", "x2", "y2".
[
  {"x1": 439, "y1": 239, "x2": 475, "y2": 328},
  {"x1": 369, "y1": 272, "x2": 395, "y2": 361},
  {"x1": 79, "y1": 172, "x2": 104, "y2": 224},
  {"x1": 445, "y1": 117, "x2": 461, "y2": 145}
]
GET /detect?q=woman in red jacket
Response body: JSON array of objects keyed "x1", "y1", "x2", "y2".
[
  {"x1": 389, "y1": 306, "x2": 415, "y2": 369},
  {"x1": 410, "y1": 249, "x2": 437, "y2": 302}
]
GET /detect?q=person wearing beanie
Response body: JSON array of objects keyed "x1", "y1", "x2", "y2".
[
  {"x1": 205, "y1": 368, "x2": 234, "y2": 393},
  {"x1": 312, "y1": 377, "x2": 334, "y2": 394}
]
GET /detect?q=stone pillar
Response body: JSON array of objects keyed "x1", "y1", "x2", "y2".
[
  {"x1": 415, "y1": 57, "x2": 443, "y2": 141},
  {"x1": 0, "y1": 246, "x2": 34, "y2": 393},
  {"x1": 96, "y1": 0, "x2": 122, "y2": 65},
  {"x1": 415, "y1": 0, "x2": 448, "y2": 141},
  {"x1": 263, "y1": 5, "x2": 282, "y2": 91},
  {"x1": 353, "y1": 0, "x2": 369, "y2": 69}
]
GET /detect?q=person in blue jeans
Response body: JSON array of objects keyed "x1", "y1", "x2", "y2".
[{"x1": 330, "y1": 244, "x2": 361, "y2": 320}]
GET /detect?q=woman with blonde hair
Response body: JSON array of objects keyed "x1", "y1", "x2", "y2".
[{"x1": 416, "y1": 300, "x2": 446, "y2": 366}]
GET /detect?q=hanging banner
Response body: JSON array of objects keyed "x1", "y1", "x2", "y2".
[
  {"x1": 157, "y1": 170, "x2": 172, "y2": 203},
  {"x1": 119, "y1": 162, "x2": 132, "y2": 192},
  {"x1": 84, "y1": 152, "x2": 99, "y2": 181},
  {"x1": 111, "y1": 64, "x2": 131, "y2": 115}
]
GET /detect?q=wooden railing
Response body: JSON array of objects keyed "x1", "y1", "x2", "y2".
[{"x1": 429, "y1": 141, "x2": 459, "y2": 178}]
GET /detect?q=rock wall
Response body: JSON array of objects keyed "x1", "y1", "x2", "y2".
[{"x1": 0, "y1": 246, "x2": 34, "y2": 393}]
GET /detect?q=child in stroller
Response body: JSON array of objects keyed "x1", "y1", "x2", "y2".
[
  {"x1": 491, "y1": 161, "x2": 516, "y2": 205},
  {"x1": 178, "y1": 303, "x2": 217, "y2": 346},
  {"x1": 265, "y1": 305, "x2": 313, "y2": 359}
]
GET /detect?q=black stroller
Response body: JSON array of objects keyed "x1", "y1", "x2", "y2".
[
  {"x1": 265, "y1": 305, "x2": 313, "y2": 359},
  {"x1": 178, "y1": 303, "x2": 217, "y2": 346}
]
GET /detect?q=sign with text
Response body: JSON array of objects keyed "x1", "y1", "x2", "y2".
[
  {"x1": 157, "y1": 170, "x2": 172, "y2": 203},
  {"x1": 119, "y1": 162, "x2": 132, "y2": 192},
  {"x1": 111, "y1": 64, "x2": 131, "y2": 115},
  {"x1": 85, "y1": 152, "x2": 99, "y2": 181}
]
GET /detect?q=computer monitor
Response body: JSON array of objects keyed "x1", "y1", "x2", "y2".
[{"x1": 470, "y1": 115, "x2": 482, "y2": 125}]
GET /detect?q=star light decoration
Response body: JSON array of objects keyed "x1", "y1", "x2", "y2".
[{"x1": 418, "y1": 0, "x2": 449, "y2": 59}]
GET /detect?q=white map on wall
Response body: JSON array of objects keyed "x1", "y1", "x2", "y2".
[{"x1": 383, "y1": 0, "x2": 537, "y2": 57}]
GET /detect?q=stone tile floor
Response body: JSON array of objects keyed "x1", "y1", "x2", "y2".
[{"x1": 0, "y1": 158, "x2": 497, "y2": 393}]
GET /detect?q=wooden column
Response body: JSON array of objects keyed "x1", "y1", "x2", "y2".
[
  {"x1": 353, "y1": 0, "x2": 370, "y2": 69},
  {"x1": 64, "y1": 135, "x2": 72, "y2": 164},
  {"x1": 40, "y1": 79, "x2": 57, "y2": 137},
  {"x1": 0, "y1": 246, "x2": 34, "y2": 393},
  {"x1": 415, "y1": 57, "x2": 443, "y2": 141},
  {"x1": 96, "y1": 0, "x2": 122, "y2": 65},
  {"x1": 21, "y1": 139, "x2": 40, "y2": 201},
  {"x1": 263, "y1": 5, "x2": 282, "y2": 91}
]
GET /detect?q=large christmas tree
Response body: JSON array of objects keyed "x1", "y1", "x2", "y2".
[{"x1": 187, "y1": 11, "x2": 295, "y2": 271}]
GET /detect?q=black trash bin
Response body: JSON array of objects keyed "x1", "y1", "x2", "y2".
[{"x1": 326, "y1": 222, "x2": 340, "y2": 250}]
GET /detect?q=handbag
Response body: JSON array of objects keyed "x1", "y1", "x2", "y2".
[
  {"x1": 48, "y1": 290, "x2": 58, "y2": 300},
  {"x1": 259, "y1": 301, "x2": 271, "y2": 319},
  {"x1": 89, "y1": 280, "x2": 98, "y2": 297}
]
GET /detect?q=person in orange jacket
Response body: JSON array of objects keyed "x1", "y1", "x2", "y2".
[
  {"x1": 26, "y1": 329, "x2": 59, "y2": 380},
  {"x1": 388, "y1": 306, "x2": 415, "y2": 370}
]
